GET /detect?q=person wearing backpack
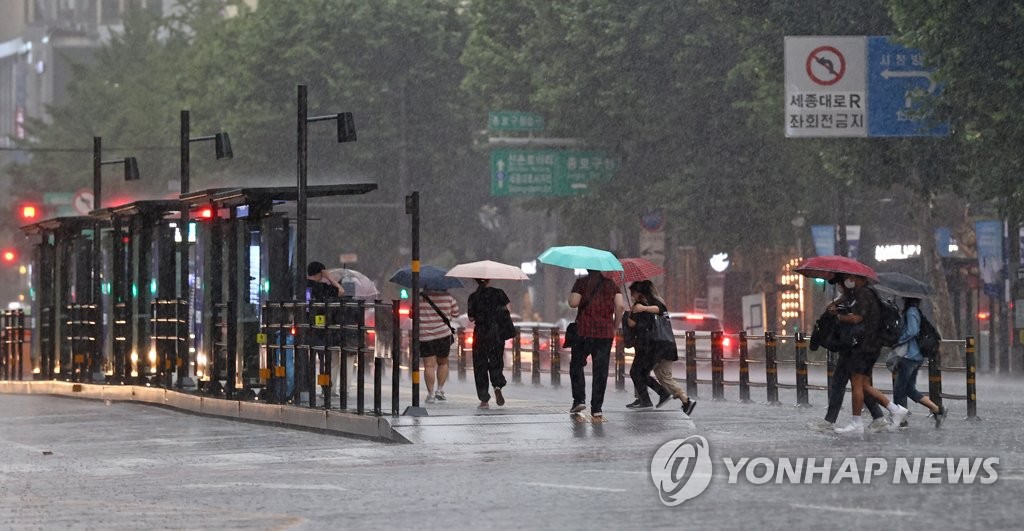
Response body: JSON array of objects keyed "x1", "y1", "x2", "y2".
[
  {"x1": 891, "y1": 297, "x2": 947, "y2": 428},
  {"x1": 830, "y1": 274, "x2": 910, "y2": 435},
  {"x1": 809, "y1": 278, "x2": 889, "y2": 433}
]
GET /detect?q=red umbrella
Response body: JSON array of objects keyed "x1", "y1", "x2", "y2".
[
  {"x1": 794, "y1": 255, "x2": 878, "y2": 282},
  {"x1": 602, "y1": 257, "x2": 665, "y2": 285}
]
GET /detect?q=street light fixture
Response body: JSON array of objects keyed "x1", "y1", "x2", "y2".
[
  {"x1": 179, "y1": 109, "x2": 233, "y2": 388},
  {"x1": 92, "y1": 135, "x2": 140, "y2": 381},
  {"x1": 295, "y1": 84, "x2": 356, "y2": 300}
]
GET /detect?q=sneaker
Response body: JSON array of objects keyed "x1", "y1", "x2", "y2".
[
  {"x1": 808, "y1": 419, "x2": 835, "y2": 433},
  {"x1": 656, "y1": 394, "x2": 673, "y2": 408},
  {"x1": 626, "y1": 399, "x2": 642, "y2": 408},
  {"x1": 890, "y1": 405, "x2": 910, "y2": 427},
  {"x1": 867, "y1": 418, "x2": 891, "y2": 433},
  {"x1": 570, "y1": 403, "x2": 587, "y2": 414},
  {"x1": 835, "y1": 422, "x2": 864, "y2": 435},
  {"x1": 425, "y1": 394, "x2": 435, "y2": 404},
  {"x1": 591, "y1": 410, "x2": 603, "y2": 420},
  {"x1": 477, "y1": 402, "x2": 489, "y2": 409},
  {"x1": 682, "y1": 399, "x2": 697, "y2": 416},
  {"x1": 435, "y1": 390, "x2": 446, "y2": 401},
  {"x1": 934, "y1": 406, "x2": 947, "y2": 429},
  {"x1": 628, "y1": 401, "x2": 653, "y2": 410},
  {"x1": 494, "y1": 387, "x2": 505, "y2": 406}
]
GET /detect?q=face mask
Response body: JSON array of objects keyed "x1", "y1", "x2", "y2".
[{"x1": 843, "y1": 279, "x2": 856, "y2": 289}]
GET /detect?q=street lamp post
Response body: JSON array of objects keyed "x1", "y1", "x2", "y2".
[
  {"x1": 180, "y1": 110, "x2": 232, "y2": 388},
  {"x1": 92, "y1": 136, "x2": 139, "y2": 382},
  {"x1": 295, "y1": 84, "x2": 356, "y2": 301}
]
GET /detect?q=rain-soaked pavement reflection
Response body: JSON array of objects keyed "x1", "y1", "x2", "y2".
[{"x1": 2, "y1": 371, "x2": 1023, "y2": 530}]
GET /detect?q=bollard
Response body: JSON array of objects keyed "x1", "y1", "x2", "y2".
[
  {"x1": 457, "y1": 328, "x2": 467, "y2": 382},
  {"x1": 826, "y1": 349, "x2": 835, "y2": 395},
  {"x1": 392, "y1": 300, "x2": 401, "y2": 417},
  {"x1": 374, "y1": 357, "x2": 383, "y2": 416},
  {"x1": 765, "y1": 331, "x2": 781, "y2": 406},
  {"x1": 512, "y1": 327, "x2": 522, "y2": 384},
  {"x1": 549, "y1": 327, "x2": 561, "y2": 387},
  {"x1": 795, "y1": 332, "x2": 810, "y2": 407},
  {"x1": 711, "y1": 331, "x2": 725, "y2": 401},
  {"x1": 927, "y1": 343, "x2": 942, "y2": 409},
  {"x1": 553, "y1": 328, "x2": 564, "y2": 385},
  {"x1": 685, "y1": 331, "x2": 697, "y2": 399},
  {"x1": 615, "y1": 329, "x2": 626, "y2": 391},
  {"x1": 532, "y1": 327, "x2": 541, "y2": 385},
  {"x1": 738, "y1": 332, "x2": 752, "y2": 403},
  {"x1": 356, "y1": 300, "x2": 366, "y2": 416},
  {"x1": 966, "y1": 335, "x2": 978, "y2": 420}
]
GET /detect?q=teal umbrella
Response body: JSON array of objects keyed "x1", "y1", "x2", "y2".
[{"x1": 537, "y1": 245, "x2": 624, "y2": 272}]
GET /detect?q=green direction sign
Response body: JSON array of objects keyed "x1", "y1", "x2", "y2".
[
  {"x1": 490, "y1": 150, "x2": 616, "y2": 196},
  {"x1": 488, "y1": 111, "x2": 545, "y2": 132}
]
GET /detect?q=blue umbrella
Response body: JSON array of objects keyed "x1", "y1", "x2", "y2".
[
  {"x1": 537, "y1": 245, "x2": 624, "y2": 272},
  {"x1": 389, "y1": 265, "x2": 464, "y2": 290}
]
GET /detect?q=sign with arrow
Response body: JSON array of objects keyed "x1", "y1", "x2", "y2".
[
  {"x1": 785, "y1": 36, "x2": 948, "y2": 138},
  {"x1": 867, "y1": 36, "x2": 950, "y2": 137},
  {"x1": 490, "y1": 149, "x2": 616, "y2": 197}
]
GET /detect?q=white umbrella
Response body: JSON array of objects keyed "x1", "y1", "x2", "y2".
[
  {"x1": 325, "y1": 268, "x2": 380, "y2": 299},
  {"x1": 446, "y1": 260, "x2": 529, "y2": 280}
]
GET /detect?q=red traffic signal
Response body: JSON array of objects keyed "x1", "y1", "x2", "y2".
[
  {"x1": 1, "y1": 249, "x2": 16, "y2": 264},
  {"x1": 19, "y1": 204, "x2": 38, "y2": 221},
  {"x1": 192, "y1": 207, "x2": 214, "y2": 220}
]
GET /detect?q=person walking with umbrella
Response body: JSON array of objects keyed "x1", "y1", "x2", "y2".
[
  {"x1": 467, "y1": 278, "x2": 511, "y2": 408},
  {"x1": 419, "y1": 288, "x2": 460, "y2": 403},
  {"x1": 625, "y1": 280, "x2": 695, "y2": 414},
  {"x1": 891, "y1": 297, "x2": 947, "y2": 428},
  {"x1": 567, "y1": 270, "x2": 625, "y2": 419},
  {"x1": 829, "y1": 273, "x2": 909, "y2": 435}
]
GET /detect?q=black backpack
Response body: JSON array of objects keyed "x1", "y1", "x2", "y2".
[
  {"x1": 917, "y1": 313, "x2": 942, "y2": 358},
  {"x1": 871, "y1": 287, "x2": 903, "y2": 348}
]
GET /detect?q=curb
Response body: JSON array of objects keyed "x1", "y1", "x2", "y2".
[{"x1": 0, "y1": 381, "x2": 409, "y2": 444}]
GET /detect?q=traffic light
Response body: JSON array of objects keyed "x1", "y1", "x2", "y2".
[
  {"x1": 1, "y1": 249, "x2": 16, "y2": 264},
  {"x1": 399, "y1": 288, "x2": 409, "y2": 299},
  {"x1": 19, "y1": 204, "x2": 39, "y2": 222}
]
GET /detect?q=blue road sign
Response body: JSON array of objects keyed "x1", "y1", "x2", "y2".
[{"x1": 867, "y1": 36, "x2": 949, "y2": 137}]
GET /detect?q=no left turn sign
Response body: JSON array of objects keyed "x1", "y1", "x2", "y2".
[
  {"x1": 73, "y1": 191, "x2": 94, "y2": 215},
  {"x1": 806, "y1": 45, "x2": 846, "y2": 86}
]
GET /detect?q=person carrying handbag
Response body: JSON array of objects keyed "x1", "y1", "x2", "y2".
[
  {"x1": 567, "y1": 270, "x2": 624, "y2": 419},
  {"x1": 626, "y1": 281, "x2": 695, "y2": 415}
]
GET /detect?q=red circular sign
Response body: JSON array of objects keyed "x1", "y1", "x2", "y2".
[{"x1": 805, "y1": 46, "x2": 846, "y2": 86}]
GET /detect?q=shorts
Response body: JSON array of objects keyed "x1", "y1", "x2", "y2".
[
  {"x1": 420, "y1": 336, "x2": 454, "y2": 358},
  {"x1": 841, "y1": 350, "x2": 880, "y2": 376}
]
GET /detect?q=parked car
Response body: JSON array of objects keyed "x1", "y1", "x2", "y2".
[{"x1": 667, "y1": 312, "x2": 735, "y2": 358}]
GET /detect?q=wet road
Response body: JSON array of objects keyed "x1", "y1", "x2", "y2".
[{"x1": 2, "y1": 372, "x2": 1024, "y2": 530}]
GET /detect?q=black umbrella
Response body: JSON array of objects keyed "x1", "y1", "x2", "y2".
[{"x1": 875, "y1": 272, "x2": 932, "y2": 299}]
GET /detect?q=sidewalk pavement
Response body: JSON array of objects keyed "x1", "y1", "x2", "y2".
[{"x1": 0, "y1": 357, "x2": 976, "y2": 444}]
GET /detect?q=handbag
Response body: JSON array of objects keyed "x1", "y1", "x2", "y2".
[
  {"x1": 650, "y1": 313, "x2": 675, "y2": 343},
  {"x1": 811, "y1": 310, "x2": 862, "y2": 352},
  {"x1": 563, "y1": 322, "x2": 579, "y2": 349},
  {"x1": 885, "y1": 343, "x2": 909, "y2": 372},
  {"x1": 621, "y1": 311, "x2": 637, "y2": 349},
  {"x1": 498, "y1": 308, "x2": 517, "y2": 341}
]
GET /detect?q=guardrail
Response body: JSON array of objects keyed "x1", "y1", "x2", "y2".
[{"x1": 444, "y1": 325, "x2": 978, "y2": 418}]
